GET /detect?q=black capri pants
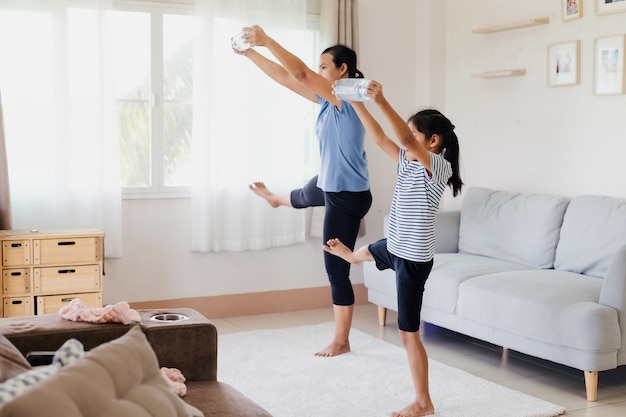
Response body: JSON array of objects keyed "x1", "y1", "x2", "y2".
[
  {"x1": 368, "y1": 239, "x2": 433, "y2": 332},
  {"x1": 290, "y1": 175, "x2": 372, "y2": 306}
]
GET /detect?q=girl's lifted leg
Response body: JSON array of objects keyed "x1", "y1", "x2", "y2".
[{"x1": 323, "y1": 238, "x2": 373, "y2": 265}]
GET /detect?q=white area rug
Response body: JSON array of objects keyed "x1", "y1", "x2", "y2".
[{"x1": 218, "y1": 322, "x2": 566, "y2": 417}]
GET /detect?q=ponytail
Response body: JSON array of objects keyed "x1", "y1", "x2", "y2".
[{"x1": 442, "y1": 130, "x2": 463, "y2": 197}]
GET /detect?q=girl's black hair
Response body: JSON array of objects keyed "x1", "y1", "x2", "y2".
[
  {"x1": 408, "y1": 109, "x2": 463, "y2": 197},
  {"x1": 322, "y1": 44, "x2": 364, "y2": 78}
]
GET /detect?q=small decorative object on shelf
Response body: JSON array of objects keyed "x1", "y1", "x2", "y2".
[
  {"x1": 471, "y1": 69, "x2": 526, "y2": 78},
  {"x1": 472, "y1": 17, "x2": 549, "y2": 34}
]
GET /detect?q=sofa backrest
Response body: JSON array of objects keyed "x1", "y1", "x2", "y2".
[
  {"x1": 459, "y1": 187, "x2": 570, "y2": 268},
  {"x1": 554, "y1": 195, "x2": 626, "y2": 278}
]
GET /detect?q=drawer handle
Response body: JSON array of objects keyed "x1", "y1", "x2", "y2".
[
  {"x1": 58, "y1": 269, "x2": 76, "y2": 274},
  {"x1": 10, "y1": 271, "x2": 22, "y2": 276},
  {"x1": 11, "y1": 300, "x2": 23, "y2": 305},
  {"x1": 58, "y1": 241, "x2": 76, "y2": 246},
  {"x1": 61, "y1": 298, "x2": 75, "y2": 303},
  {"x1": 10, "y1": 243, "x2": 22, "y2": 248}
]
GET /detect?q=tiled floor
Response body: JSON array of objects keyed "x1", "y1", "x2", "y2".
[{"x1": 212, "y1": 303, "x2": 626, "y2": 416}]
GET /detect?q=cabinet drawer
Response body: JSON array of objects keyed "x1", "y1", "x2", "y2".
[
  {"x1": 36, "y1": 292, "x2": 102, "y2": 315},
  {"x1": 34, "y1": 237, "x2": 101, "y2": 265},
  {"x1": 2, "y1": 269, "x2": 31, "y2": 295},
  {"x1": 2, "y1": 240, "x2": 31, "y2": 267},
  {"x1": 3, "y1": 296, "x2": 34, "y2": 317},
  {"x1": 33, "y1": 265, "x2": 100, "y2": 294}
]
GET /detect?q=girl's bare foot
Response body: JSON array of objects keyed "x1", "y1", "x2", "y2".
[
  {"x1": 249, "y1": 182, "x2": 280, "y2": 207},
  {"x1": 390, "y1": 401, "x2": 435, "y2": 417},
  {"x1": 323, "y1": 238, "x2": 360, "y2": 264},
  {"x1": 314, "y1": 340, "x2": 351, "y2": 357}
]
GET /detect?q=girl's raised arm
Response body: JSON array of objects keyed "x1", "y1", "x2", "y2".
[
  {"x1": 350, "y1": 101, "x2": 400, "y2": 163},
  {"x1": 367, "y1": 81, "x2": 433, "y2": 172}
]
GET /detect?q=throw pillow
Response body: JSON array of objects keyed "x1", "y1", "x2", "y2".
[
  {"x1": 0, "y1": 336, "x2": 31, "y2": 383},
  {"x1": 0, "y1": 338, "x2": 84, "y2": 405}
]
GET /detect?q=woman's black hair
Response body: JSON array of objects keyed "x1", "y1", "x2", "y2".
[
  {"x1": 408, "y1": 109, "x2": 464, "y2": 197},
  {"x1": 322, "y1": 44, "x2": 364, "y2": 78}
]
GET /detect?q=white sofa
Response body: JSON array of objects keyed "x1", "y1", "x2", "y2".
[{"x1": 364, "y1": 187, "x2": 626, "y2": 401}]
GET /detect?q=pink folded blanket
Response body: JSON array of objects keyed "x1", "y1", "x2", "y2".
[{"x1": 59, "y1": 298, "x2": 141, "y2": 325}]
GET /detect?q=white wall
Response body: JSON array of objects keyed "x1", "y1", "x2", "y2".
[
  {"x1": 445, "y1": 0, "x2": 626, "y2": 210},
  {"x1": 105, "y1": 0, "x2": 626, "y2": 305}
]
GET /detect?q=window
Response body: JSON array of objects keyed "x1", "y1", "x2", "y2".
[{"x1": 111, "y1": 5, "x2": 197, "y2": 198}]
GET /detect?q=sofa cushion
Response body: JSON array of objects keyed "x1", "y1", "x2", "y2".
[
  {"x1": 426, "y1": 253, "x2": 534, "y2": 313},
  {"x1": 0, "y1": 338, "x2": 84, "y2": 405},
  {"x1": 457, "y1": 270, "x2": 621, "y2": 354},
  {"x1": 458, "y1": 187, "x2": 569, "y2": 269},
  {"x1": 0, "y1": 335, "x2": 30, "y2": 383},
  {"x1": 554, "y1": 195, "x2": 626, "y2": 278},
  {"x1": 0, "y1": 326, "x2": 202, "y2": 417}
]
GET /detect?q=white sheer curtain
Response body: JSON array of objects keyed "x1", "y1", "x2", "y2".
[
  {"x1": 191, "y1": 0, "x2": 317, "y2": 252},
  {"x1": 0, "y1": 0, "x2": 122, "y2": 256}
]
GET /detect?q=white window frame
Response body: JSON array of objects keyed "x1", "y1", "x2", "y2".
[{"x1": 115, "y1": 1, "x2": 195, "y2": 199}]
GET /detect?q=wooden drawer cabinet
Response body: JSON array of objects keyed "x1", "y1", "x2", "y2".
[{"x1": 0, "y1": 228, "x2": 104, "y2": 317}]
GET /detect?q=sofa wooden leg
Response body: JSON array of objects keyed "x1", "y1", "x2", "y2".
[
  {"x1": 377, "y1": 306, "x2": 387, "y2": 327},
  {"x1": 584, "y1": 371, "x2": 598, "y2": 402}
]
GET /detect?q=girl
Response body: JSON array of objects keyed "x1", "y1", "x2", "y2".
[
  {"x1": 323, "y1": 80, "x2": 462, "y2": 417},
  {"x1": 235, "y1": 25, "x2": 372, "y2": 357}
]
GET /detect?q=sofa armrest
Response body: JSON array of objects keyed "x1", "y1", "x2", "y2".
[
  {"x1": 138, "y1": 308, "x2": 217, "y2": 382},
  {"x1": 599, "y1": 245, "x2": 626, "y2": 363},
  {"x1": 435, "y1": 210, "x2": 460, "y2": 253}
]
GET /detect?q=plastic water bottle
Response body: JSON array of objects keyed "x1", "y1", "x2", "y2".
[
  {"x1": 231, "y1": 31, "x2": 251, "y2": 52},
  {"x1": 333, "y1": 78, "x2": 371, "y2": 102}
]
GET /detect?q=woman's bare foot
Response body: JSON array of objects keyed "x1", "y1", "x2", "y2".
[
  {"x1": 323, "y1": 238, "x2": 360, "y2": 264},
  {"x1": 314, "y1": 339, "x2": 351, "y2": 357},
  {"x1": 249, "y1": 182, "x2": 280, "y2": 207},
  {"x1": 390, "y1": 401, "x2": 435, "y2": 417}
]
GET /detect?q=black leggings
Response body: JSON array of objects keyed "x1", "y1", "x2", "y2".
[{"x1": 290, "y1": 176, "x2": 372, "y2": 305}]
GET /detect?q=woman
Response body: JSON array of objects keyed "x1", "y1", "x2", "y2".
[{"x1": 235, "y1": 25, "x2": 372, "y2": 357}]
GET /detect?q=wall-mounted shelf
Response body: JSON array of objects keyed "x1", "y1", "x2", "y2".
[
  {"x1": 471, "y1": 69, "x2": 526, "y2": 78},
  {"x1": 472, "y1": 17, "x2": 549, "y2": 34}
]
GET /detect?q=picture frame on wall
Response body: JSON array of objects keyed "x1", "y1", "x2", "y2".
[
  {"x1": 562, "y1": 0, "x2": 583, "y2": 21},
  {"x1": 548, "y1": 40, "x2": 581, "y2": 86},
  {"x1": 595, "y1": 0, "x2": 626, "y2": 15},
  {"x1": 593, "y1": 35, "x2": 626, "y2": 95}
]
